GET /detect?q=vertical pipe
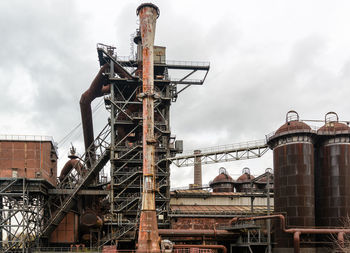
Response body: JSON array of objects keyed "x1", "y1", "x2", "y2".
[
  {"x1": 136, "y1": 3, "x2": 160, "y2": 253},
  {"x1": 193, "y1": 150, "x2": 202, "y2": 187},
  {"x1": 266, "y1": 171, "x2": 271, "y2": 253},
  {"x1": 338, "y1": 232, "x2": 345, "y2": 249},
  {"x1": 293, "y1": 232, "x2": 300, "y2": 253},
  {"x1": 109, "y1": 60, "x2": 115, "y2": 220}
]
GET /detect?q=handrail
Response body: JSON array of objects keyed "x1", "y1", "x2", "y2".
[
  {"x1": 179, "y1": 139, "x2": 267, "y2": 157},
  {"x1": 116, "y1": 56, "x2": 210, "y2": 67}
]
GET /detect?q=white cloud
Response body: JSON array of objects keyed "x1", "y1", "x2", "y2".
[{"x1": 1, "y1": 0, "x2": 350, "y2": 187}]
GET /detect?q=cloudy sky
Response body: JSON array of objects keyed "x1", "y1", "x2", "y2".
[{"x1": 1, "y1": 0, "x2": 350, "y2": 187}]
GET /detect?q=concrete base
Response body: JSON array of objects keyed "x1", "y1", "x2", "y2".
[{"x1": 274, "y1": 248, "x2": 317, "y2": 253}]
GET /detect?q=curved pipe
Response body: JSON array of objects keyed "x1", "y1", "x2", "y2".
[
  {"x1": 173, "y1": 245, "x2": 227, "y2": 253},
  {"x1": 80, "y1": 64, "x2": 110, "y2": 153},
  {"x1": 80, "y1": 60, "x2": 135, "y2": 154},
  {"x1": 59, "y1": 159, "x2": 84, "y2": 182},
  {"x1": 231, "y1": 214, "x2": 350, "y2": 253}
]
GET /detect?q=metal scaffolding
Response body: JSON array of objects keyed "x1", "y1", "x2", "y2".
[{"x1": 0, "y1": 178, "x2": 50, "y2": 252}]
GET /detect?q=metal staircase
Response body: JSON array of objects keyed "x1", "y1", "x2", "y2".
[{"x1": 39, "y1": 123, "x2": 111, "y2": 240}]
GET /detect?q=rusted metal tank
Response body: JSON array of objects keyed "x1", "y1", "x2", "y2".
[
  {"x1": 316, "y1": 112, "x2": 350, "y2": 227},
  {"x1": 234, "y1": 167, "x2": 255, "y2": 192},
  {"x1": 267, "y1": 111, "x2": 316, "y2": 250},
  {"x1": 209, "y1": 167, "x2": 234, "y2": 192}
]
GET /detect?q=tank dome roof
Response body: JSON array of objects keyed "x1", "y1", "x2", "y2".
[
  {"x1": 318, "y1": 112, "x2": 350, "y2": 134},
  {"x1": 274, "y1": 110, "x2": 311, "y2": 135},
  {"x1": 210, "y1": 167, "x2": 234, "y2": 186},
  {"x1": 275, "y1": 121, "x2": 311, "y2": 135},
  {"x1": 318, "y1": 122, "x2": 349, "y2": 133},
  {"x1": 236, "y1": 167, "x2": 255, "y2": 182}
]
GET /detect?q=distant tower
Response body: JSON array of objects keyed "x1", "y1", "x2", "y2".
[{"x1": 193, "y1": 150, "x2": 202, "y2": 187}]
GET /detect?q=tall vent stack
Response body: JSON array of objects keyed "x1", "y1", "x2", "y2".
[{"x1": 136, "y1": 3, "x2": 161, "y2": 253}]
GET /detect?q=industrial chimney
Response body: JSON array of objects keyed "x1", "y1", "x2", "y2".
[
  {"x1": 193, "y1": 150, "x2": 202, "y2": 187},
  {"x1": 136, "y1": 3, "x2": 161, "y2": 253}
]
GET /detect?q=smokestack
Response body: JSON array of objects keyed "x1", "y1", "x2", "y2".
[
  {"x1": 193, "y1": 150, "x2": 202, "y2": 187},
  {"x1": 136, "y1": 3, "x2": 160, "y2": 253}
]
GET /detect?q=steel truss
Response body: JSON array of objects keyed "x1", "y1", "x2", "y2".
[
  {"x1": 0, "y1": 178, "x2": 50, "y2": 252},
  {"x1": 169, "y1": 140, "x2": 269, "y2": 167}
]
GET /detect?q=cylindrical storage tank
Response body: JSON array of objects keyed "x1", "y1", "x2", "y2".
[
  {"x1": 209, "y1": 167, "x2": 235, "y2": 192},
  {"x1": 316, "y1": 112, "x2": 350, "y2": 227},
  {"x1": 234, "y1": 168, "x2": 255, "y2": 192},
  {"x1": 267, "y1": 111, "x2": 316, "y2": 252}
]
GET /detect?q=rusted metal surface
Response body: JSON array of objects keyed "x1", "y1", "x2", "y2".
[
  {"x1": 209, "y1": 167, "x2": 234, "y2": 192},
  {"x1": 234, "y1": 168, "x2": 255, "y2": 192},
  {"x1": 193, "y1": 150, "x2": 202, "y2": 187},
  {"x1": 316, "y1": 114, "x2": 350, "y2": 228},
  {"x1": 170, "y1": 217, "x2": 232, "y2": 230},
  {"x1": 58, "y1": 159, "x2": 83, "y2": 182},
  {"x1": 317, "y1": 112, "x2": 350, "y2": 134},
  {"x1": 81, "y1": 210, "x2": 103, "y2": 227},
  {"x1": 49, "y1": 212, "x2": 78, "y2": 243},
  {"x1": 173, "y1": 244, "x2": 227, "y2": 253},
  {"x1": 316, "y1": 143, "x2": 350, "y2": 227},
  {"x1": 80, "y1": 63, "x2": 110, "y2": 153},
  {"x1": 136, "y1": 3, "x2": 160, "y2": 253},
  {"x1": 267, "y1": 112, "x2": 315, "y2": 249}
]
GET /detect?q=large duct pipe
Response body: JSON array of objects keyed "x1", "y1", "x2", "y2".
[
  {"x1": 59, "y1": 146, "x2": 84, "y2": 182},
  {"x1": 136, "y1": 3, "x2": 160, "y2": 253},
  {"x1": 80, "y1": 64, "x2": 110, "y2": 155},
  {"x1": 59, "y1": 159, "x2": 84, "y2": 182}
]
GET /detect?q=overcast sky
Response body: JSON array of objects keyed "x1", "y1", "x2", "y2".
[{"x1": 1, "y1": 0, "x2": 350, "y2": 187}]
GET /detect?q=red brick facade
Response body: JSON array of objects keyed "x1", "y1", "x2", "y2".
[{"x1": 0, "y1": 140, "x2": 57, "y2": 186}]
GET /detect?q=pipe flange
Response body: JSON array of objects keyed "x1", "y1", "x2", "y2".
[
  {"x1": 146, "y1": 138, "x2": 157, "y2": 144},
  {"x1": 137, "y1": 92, "x2": 159, "y2": 100},
  {"x1": 136, "y1": 3, "x2": 160, "y2": 18}
]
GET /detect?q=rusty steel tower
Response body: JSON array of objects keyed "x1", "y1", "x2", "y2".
[{"x1": 95, "y1": 2, "x2": 210, "y2": 248}]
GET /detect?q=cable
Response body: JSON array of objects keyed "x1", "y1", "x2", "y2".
[{"x1": 57, "y1": 98, "x2": 105, "y2": 148}]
